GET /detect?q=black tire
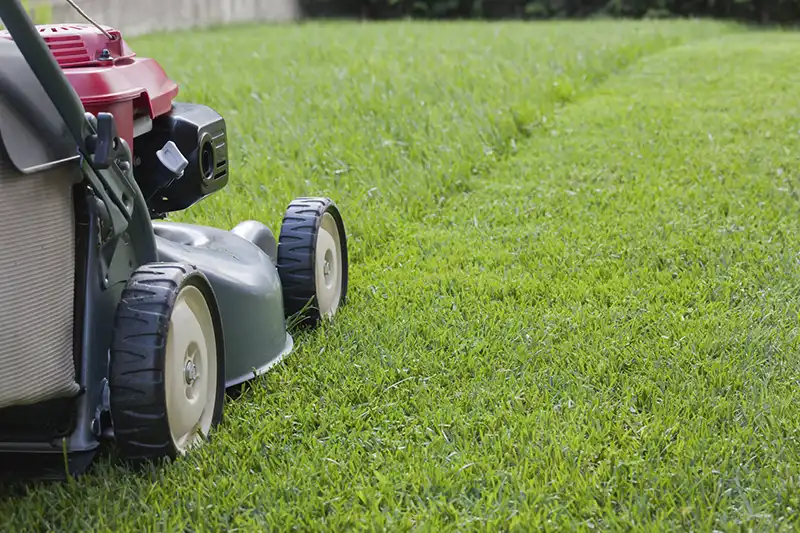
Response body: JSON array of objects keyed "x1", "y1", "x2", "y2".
[
  {"x1": 277, "y1": 197, "x2": 349, "y2": 327},
  {"x1": 109, "y1": 263, "x2": 225, "y2": 463}
]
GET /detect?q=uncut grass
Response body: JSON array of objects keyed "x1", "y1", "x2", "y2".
[{"x1": 6, "y1": 19, "x2": 798, "y2": 532}]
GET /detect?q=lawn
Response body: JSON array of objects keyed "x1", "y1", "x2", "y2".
[{"x1": 3, "y1": 18, "x2": 800, "y2": 531}]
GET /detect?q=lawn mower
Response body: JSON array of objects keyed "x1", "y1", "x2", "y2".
[{"x1": 0, "y1": 0, "x2": 348, "y2": 480}]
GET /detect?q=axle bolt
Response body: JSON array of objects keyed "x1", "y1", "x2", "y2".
[{"x1": 184, "y1": 360, "x2": 198, "y2": 385}]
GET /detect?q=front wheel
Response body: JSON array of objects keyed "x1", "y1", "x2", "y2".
[
  {"x1": 277, "y1": 197, "x2": 349, "y2": 327},
  {"x1": 109, "y1": 263, "x2": 225, "y2": 462}
]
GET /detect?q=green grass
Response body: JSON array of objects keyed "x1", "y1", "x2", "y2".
[{"x1": 5, "y1": 18, "x2": 800, "y2": 531}]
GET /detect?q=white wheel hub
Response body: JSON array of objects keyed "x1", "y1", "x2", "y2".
[
  {"x1": 164, "y1": 284, "x2": 218, "y2": 454},
  {"x1": 315, "y1": 211, "x2": 343, "y2": 317}
]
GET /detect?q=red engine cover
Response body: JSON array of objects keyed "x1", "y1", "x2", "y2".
[{"x1": 0, "y1": 24, "x2": 179, "y2": 152}]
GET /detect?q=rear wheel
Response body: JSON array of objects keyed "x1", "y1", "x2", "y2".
[
  {"x1": 109, "y1": 263, "x2": 225, "y2": 462},
  {"x1": 277, "y1": 197, "x2": 348, "y2": 327}
]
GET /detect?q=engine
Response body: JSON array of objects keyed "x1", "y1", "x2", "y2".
[
  {"x1": 133, "y1": 103, "x2": 229, "y2": 216},
  {"x1": 0, "y1": 23, "x2": 229, "y2": 217}
]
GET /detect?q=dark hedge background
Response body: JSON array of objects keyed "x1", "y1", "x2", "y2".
[{"x1": 299, "y1": 0, "x2": 797, "y2": 23}]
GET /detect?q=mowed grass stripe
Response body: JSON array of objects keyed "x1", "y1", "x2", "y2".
[{"x1": 367, "y1": 32, "x2": 800, "y2": 529}]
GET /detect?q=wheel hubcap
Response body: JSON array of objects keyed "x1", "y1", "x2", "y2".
[
  {"x1": 164, "y1": 285, "x2": 218, "y2": 454},
  {"x1": 315, "y1": 212, "x2": 343, "y2": 317}
]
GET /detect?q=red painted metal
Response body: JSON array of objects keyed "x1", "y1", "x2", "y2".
[{"x1": 0, "y1": 24, "x2": 179, "y2": 151}]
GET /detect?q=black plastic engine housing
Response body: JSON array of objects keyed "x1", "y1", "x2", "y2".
[{"x1": 134, "y1": 102, "x2": 229, "y2": 216}]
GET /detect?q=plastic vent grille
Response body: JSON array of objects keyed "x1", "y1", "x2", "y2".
[
  {"x1": 213, "y1": 131, "x2": 228, "y2": 180},
  {"x1": 39, "y1": 25, "x2": 91, "y2": 67}
]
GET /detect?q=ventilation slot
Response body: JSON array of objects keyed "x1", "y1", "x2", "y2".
[
  {"x1": 214, "y1": 159, "x2": 228, "y2": 180},
  {"x1": 42, "y1": 35, "x2": 90, "y2": 66}
]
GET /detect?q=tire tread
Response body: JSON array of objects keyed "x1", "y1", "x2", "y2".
[
  {"x1": 276, "y1": 197, "x2": 349, "y2": 327},
  {"x1": 109, "y1": 263, "x2": 223, "y2": 463}
]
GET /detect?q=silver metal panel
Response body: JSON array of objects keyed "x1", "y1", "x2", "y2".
[{"x1": 0, "y1": 40, "x2": 80, "y2": 174}]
